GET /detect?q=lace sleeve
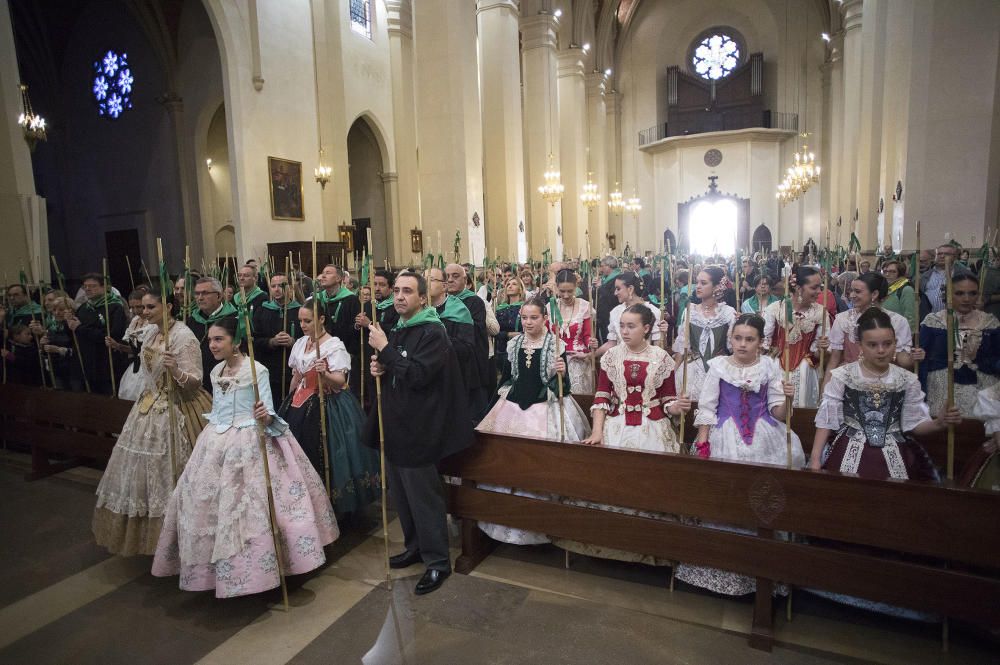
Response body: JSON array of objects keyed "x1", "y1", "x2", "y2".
[
  {"x1": 893, "y1": 314, "x2": 913, "y2": 353},
  {"x1": 814, "y1": 371, "x2": 846, "y2": 430},
  {"x1": 901, "y1": 373, "x2": 932, "y2": 432},
  {"x1": 173, "y1": 333, "x2": 203, "y2": 393},
  {"x1": 693, "y1": 365, "x2": 720, "y2": 426},
  {"x1": 828, "y1": 315, "x2": 846, "y2": 351},
  {"x1": 762, "y1": 306, "x2": 776, "y2": 351},
  {"x1": 672, "y1": 307, "x2": 687, "y2": 353},
  {"x1": 766, "y1": 358, "x2": 786, "y2": 410},
  {"x1": 323, "y1": 338, "x2": 351, "y2": 373},
  {"x1": 974, "y1": 385, "x2": 1000, "y2": 435}
]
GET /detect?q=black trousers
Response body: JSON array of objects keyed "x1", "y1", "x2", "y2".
[{"x1": 387, "y1": 461, "x2": 451, "y2": 573}]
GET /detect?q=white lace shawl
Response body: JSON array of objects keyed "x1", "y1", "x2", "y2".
[
  {"x1": 597, "y1": 344, "x2": 675, "y2": 412},
  {"x1": 693, "y1": 356, "x2": 784, "y2": 426},
  {"x1": 814, "y1": 362, "x2": 930, "y2": 432},
  {"x1": 762, "y1": 301, "x2": 827, "y2": 349},
  {"x1": 672, "y1": 303, "x2": 737, "y2": 357}
]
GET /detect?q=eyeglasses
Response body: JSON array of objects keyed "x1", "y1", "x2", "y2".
[{"x1": 194, "y1": 290, "x2": 218, "y2": 297}]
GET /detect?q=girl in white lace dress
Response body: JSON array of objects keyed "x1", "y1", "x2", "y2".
[
  {"x1": 672, "y1": 266, "x2": 737, "y2": 400},
  {"x1": 93, "y1": 292, "x2": 211, "y2": 555},
  {"x1": 152, "y1": 317, "x2": 338, "y2": 598},
  {"x1": 547, "y1": 269, "x2": 595, "y2": 395}
]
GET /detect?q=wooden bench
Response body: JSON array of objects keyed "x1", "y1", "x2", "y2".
[
  {"x1": 0, "y1": 384, "x2": 133, "y2": 480},
  {"x1": 442, "y1": 406, "x2": 999, "y2": 652}
]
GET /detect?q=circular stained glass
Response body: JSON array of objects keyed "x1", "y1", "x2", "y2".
[
  {"x1": 93, "y1": 50, "x2": 134, "y2": 119},
  {"x1": 692, "y1": 34, "x2": 740, "y2": 81}
]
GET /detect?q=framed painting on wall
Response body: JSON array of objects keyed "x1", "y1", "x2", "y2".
[{"x1": 268, "y1": 156, "x2": 304, "y2": 221}]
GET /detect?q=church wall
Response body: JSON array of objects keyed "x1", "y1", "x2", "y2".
[
  {"x1": 617, "y1": 0, "x2": 824, "y2": 254},
  {"x1": 37, "y1": 0, "x2": 185, "y2": 278}
]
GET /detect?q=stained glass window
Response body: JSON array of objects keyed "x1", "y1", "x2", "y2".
[
  {"x1": 350, "y1": 0, "x2": 371, "y2": 39},
  {"x1": 93, "y1": 50, "x2": 134, "y2": 119},
  {"x1": 692, "y1": 33, "x2": 740, "y2": 81}
]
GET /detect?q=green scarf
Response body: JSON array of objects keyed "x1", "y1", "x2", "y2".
[
  {"x1": 189, "y1": 301, "x2": 238, "y2": 325},
  {"x1": 376, "y1": 297, "x2": 395, "y2": 311},
  {"x1": 261, "y1": 298, "x2": 302, "y2": 312},
  {"x1": 454, "y1": 289, "x2": 478, "y2": 302},
  {"x1": 234, "y1": 286, "x2": 265, "y2": 306},
  {"x1": 601, "y1": 269, "x2": 621, "y2": 286},
  {"x1": 316, "y1": 286, "x2": 354, "y2": 322},
  {"x1": 392, "y1": 305, "x2": 445, "y2": 331},
  {"x1": 10, "y1": 302, "x2": 43, "y2": 319},
  {"x1": 744, "y1": 294, "x2": 778, "y2": 312},
  {"x1": 437, "y1": 295, "x2": 473, "y2": 325},
  {"x1": 85, "y1": 292, "x2": 124, "y2": 310},
  {"x1": 495, "y1": 300, "x2": 523, "y2": 312}
]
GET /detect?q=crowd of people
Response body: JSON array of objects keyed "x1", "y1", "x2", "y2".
[{"x1": 1, "y1": 241, "x2": 999, "y2": 603}]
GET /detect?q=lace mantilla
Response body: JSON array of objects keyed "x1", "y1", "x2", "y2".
[{"x1": 765, "y1": 300, "x2": 825, "y2": 345}]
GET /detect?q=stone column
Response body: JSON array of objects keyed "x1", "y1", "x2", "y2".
[
  {"x1": 161, "y1": 93, "x2": 203, "y2": 262},
  {"x1": 520, "y1": 10, "x2": 561, "y2": 260},
  {"x1": 478, "y1": 0, "x2": 526, "y2": 262},
  {"x1": 585, "y1": 71, "x2": 609, "y2": 254},
  {"x1": 558, "y1": 49, "x2": 587, "y2": 259},
  {"x1": 605, "y1": 89, "x2": 623, "y2": 251},
  {"x1": 855, "y1": 0, "x2": 887, "y2": 251},
  {"x1": 838, "y1": 0, "x2": 863, "y2": 240},
  {"x1": 386, "y1": 0, "x2": 419, "y2": 263},
  {"x1": 413, "y1": 0, "x2": 485, "y2": 265}
]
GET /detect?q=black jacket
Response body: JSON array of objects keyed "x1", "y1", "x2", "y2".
[{"x1": 365, "y1": 320, "x2": 473, "y2": 467}]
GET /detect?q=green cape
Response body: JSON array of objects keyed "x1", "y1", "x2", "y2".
[{"x1": 392, "y1": 305, "x2": 445, "y2": 331}]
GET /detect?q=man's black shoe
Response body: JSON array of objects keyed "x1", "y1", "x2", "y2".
[
  {"x1": 389, "y1": 550, "x2": 422, "y2": 569},
  {"x1": 414, "y1": 568, "x2": 450, "y2": 595}
]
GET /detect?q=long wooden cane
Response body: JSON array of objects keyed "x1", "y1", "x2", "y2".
[
  {"x1": 913, "y1": 221, "x2": 921, "y2": 376},
  {"x1": 125, "y1": 254, "x2": 136, "y2": 292},
  {"x1": 586, "y1": 232, "x2": 597, "y2": 380},
  {"x1": 22, "y1": 262, "x2": 49, "y2": 386},
  {"x1": 51, "y1": 256, "x2": 91, "y2": 393},
  {"x1": 367, "y1": 227, "x2": 392, "y2": 589},
  {"x1": 183, "y1": 246, "x2": 191, "y2": 323},
  {"x1": 240, "y1": 284, "x2": 290, "y2": 610},
  {"x1": 556, "y1": 331, "x2": 566, "y2": 442},
  {"x1": 281, "y1": 255, "x2": 290, "y2": 401},
  {"x1": 945, "y1": 256, "x2": 955, "y2": 481},
  {"x1": 312, "y1": 238, "x2": 332, "y2": 496},
  {"x1": 679, "y1": 266, "x2": 693, "y2": 447},
  {"x1": 156, "y1": 239, "x2": 179, "y2": 484},
  {"x1": 784, "y1": 271, "x2": 793, "y2": 469},
  {"x1": 359, "y1": 247, "x2": 366, "y2": 407},
  {"x1": 667, "y1": 241, "x2": 675, "y2": 347},
  {"x1": 818, "y1": 268, "x2": 829, "y2": 395},
  {"x1": 658, "y1": 244, "x2": 666, "y2": 350},
  {"x1": 102, "y1": 258, "x2": 118, "y2": 397}
]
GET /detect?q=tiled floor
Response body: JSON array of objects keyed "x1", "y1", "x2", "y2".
[{"x1": 0, "y1": 453, "x2": 996, "y2": 665}]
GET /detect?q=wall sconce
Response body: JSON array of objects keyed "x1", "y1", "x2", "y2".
[{"x1": 206, "y1": 158, "x2": 213, "y2": 171}]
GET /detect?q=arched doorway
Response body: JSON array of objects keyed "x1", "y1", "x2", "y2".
[
  {"x1": 677, "y1": 177, "x2": 749, "y2": 256},
  {"x1": 663, "y1": 229, "x2": 677, "y2": 253},
  {"x1": 202, "y1": 103, "x2": 233, "y2": 255},
  {"x1": 347, "y1": 118, "x2": 389, "y2": 264},
  {"x1": 751, "y1": 224, "x2": 772, "y2": 254}
]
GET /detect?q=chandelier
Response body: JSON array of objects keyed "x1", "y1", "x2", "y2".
[
  {"x1": 776, "y1": 143, "x2": 820, "y2": 205},
  {"x1": 608, "y1": 181, "x2": 625, "y2": 213},
  {"x1": 314, "y1": 148, "x2": 332, "y2": 188},
  {"x1": 580, "y1": 173, "x2": 600, "y2": 210},
  {"x1": 18, "y1": 84, "x2": 47, "y2": 151},
  {"x1": 625, "y1": 190, "x2": 642, "y2": 217},
  {"x1": 538, "y1": 153, "x2": 564, "y2": 205}
]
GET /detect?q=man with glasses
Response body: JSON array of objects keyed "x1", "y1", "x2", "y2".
[
  {"x1": 426, "y1": 267, "x2": 476, "y2": 399},
  {"x1": 186, "y1": 276, "x2": 237, "y2": 392},
  {"x1": 920, "y1": 244, "x2": 959, "y2": 321},
  {"x1": 444, "y1": 263, "x2": 491, "y2": 418}
]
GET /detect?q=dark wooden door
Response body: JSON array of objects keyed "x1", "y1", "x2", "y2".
[
  {"x1": 104, "y1": 230, "x2": 141, "y2": 293},
  {"x1": 352, "y1": 218, "x2": 371, "y2": 260}
]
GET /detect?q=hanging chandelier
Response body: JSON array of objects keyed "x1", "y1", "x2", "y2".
[
  {"x1": 608, "y1": 181, "x2": 625, "y2": 213},
  {"x1": 18, "y1": 84, "x2": 47, "y2": 151},
  {"x1": 314, "y1": 148, "x2": 332, "y2": 188},
  {"x1": 625, "y1": 190, "x2": 642, "y2": 217},
  {"x1": 580, "y1": 173, "x2": 601, "y2": 210},
  {"x1": 538, "y1": 153, "x2": 564, "y2": 205},
  {"x1": 776, "y1": 143, "x2": 820, "y2": 206}
]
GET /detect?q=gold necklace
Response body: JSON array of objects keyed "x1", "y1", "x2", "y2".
[{"x1": 859, "y1": 361, "x2": 890, "y2": 408}]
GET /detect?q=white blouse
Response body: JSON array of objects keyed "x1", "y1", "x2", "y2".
[
  {"x1": 973, "y1": 384, "x2": 1000, "y2": 436},
  {"x1": 672, "y1": 303, "x2": 737, "y2": 357},
  {"x1": 828, "y1": 307, "x2": 913, "y2": 352},
  {"x1": 288, "y1": 335, "x2": 351, "y2": 375},
  {"x1": 814, "y1": 362, "x2": 931, "y2": 432},
  {"x1": 693, "y1": 356, "x2": 785, "y2": 427},
  {"x1": 607, "y1": 302, "x2": 662, "y2": 343}
]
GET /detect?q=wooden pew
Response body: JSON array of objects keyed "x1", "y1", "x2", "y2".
[
  {"x1": 442, "y1": 427, "x2": 1000, "y2": 652},
  {"x1": 0, "y1": 384, "x2": 133, "y2": 480}
]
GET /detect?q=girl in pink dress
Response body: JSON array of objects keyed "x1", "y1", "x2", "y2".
[{"x1": 152, "y1": 317, "x2": 338, "y2": 598}]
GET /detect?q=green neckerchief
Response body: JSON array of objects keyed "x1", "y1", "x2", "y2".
[
  {"x1": 436, "y1": 295, "x2": 473, "y2": 325},
  {"x1": 638, "y1": 269, "x2": 651, "y2": 278},
  {"x1": 376, "y1": 297, "x2": 395, "y2": 311},
  {"x1": 85, "y1": 292, "x2": 124, "y2": 309},
  {"x1": 601, "y1": 269, "x2": 622, "y2": 286},
  {"x1": 45, "y1": 313, "x2": 59, "y2": 332},
  {"x1": 744, "y1": 294, "x2": 778, "y2": 312},
  {"x1": 189, "y1": 300, "x2": 237, "y2": 325},
  {"x1": 648, "y1": 294, "x2": 662, "y2": 307},
  {"x1": 316, "y1": 285, "x2": 354, "y2": 322},
  {"x1": 454, "y1": 289, "x2": 477, "y2": 302},
  {"x1": 261, "y1": 298, "x2": 301, "y2": 312},
  {"x1": 316, "y1": 286, "x2": 354, "y2": 304},
  {"x1": 233, "y1": 286, "x2": 265, "y2": 306},
  {"x1": 392, "y1": 305, "x2": 445, "y2": 331},
  {"x1": 495, "y1": 300, "x2": 523, "y2": 312},
  {"x1": 11, "y1": 302, "x2": 43, "y2": 319}
]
